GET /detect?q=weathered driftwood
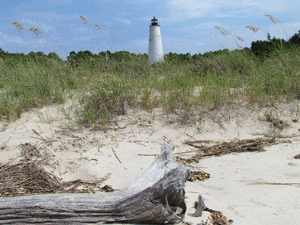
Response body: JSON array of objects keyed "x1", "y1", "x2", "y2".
[
  {"x1": 0, "y1": 145, "x2": 191, "y2": 224},
  {"x1": 189, "y1": 194, "x2": 206, "y2": 217},
  {"x1": 189, "y1": 195, "x2": 233, "y2": 225}
]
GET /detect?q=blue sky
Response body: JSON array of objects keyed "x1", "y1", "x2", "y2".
[{"x1": 1, "y1": 0, "x2": 300, "y2": 59}]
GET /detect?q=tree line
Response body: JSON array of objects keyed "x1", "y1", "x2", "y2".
[
  {"x1": 1, "y1": 30, "x2": 300, "y2": 65},
  {"x1": 251, "y1": 30, "x2": 300, "y2": 57}
]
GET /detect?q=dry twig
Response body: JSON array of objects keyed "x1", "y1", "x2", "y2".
[
  {"x1": 177, "y1": 138, "x2": 279, "y2": 165},
  {"x1": 32, "y1": 129, "x2": 49, "y2": 144},
  {"x1": 248, "y1": 181, "x2": 300, "y2": 187},
  {"x1": 0, "y1": 143, "x2": 111, "y2": 197},
  {"x1": 111, "y1": 148, "x2": 122, "y2": 164}
]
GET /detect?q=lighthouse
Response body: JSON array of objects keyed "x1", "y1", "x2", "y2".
[{"x1": 148, "y1": 16, "x2": 164, "y2": 66}]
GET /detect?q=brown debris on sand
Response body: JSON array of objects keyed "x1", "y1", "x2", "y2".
[
  {"x1": 294, "y1": 153, "x2": 300, "y2": 159},
  {"x1": 189, "y1": 195, "x2": 233, "y2": 225},
  {"x1": 188, "y1": 169, "x2": 210, "y2": 182},
  {"x1": 0, "y1": 161, "x2": 62, "y2": 197},
  {"x1": 177, "y1": 137, "x2": 285, "y2": 164},
  {"x1": 0, "y1": 143, "x2": 110, "y2": 197},
  {"x1": 205, "y1": 211, "x2": 233, "y2": 225}
]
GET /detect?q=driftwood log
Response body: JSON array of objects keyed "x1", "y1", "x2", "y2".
[{"x1": 0, "y1": 145, "x2": 191, "y2": 224}]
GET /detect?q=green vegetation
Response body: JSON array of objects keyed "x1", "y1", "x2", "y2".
[
  {"x1": 1, "y1": 30, "x2": 300, "y2": 125},
  {"x1": 251, "y1": 31, "x2": 300, "y2": 57}
]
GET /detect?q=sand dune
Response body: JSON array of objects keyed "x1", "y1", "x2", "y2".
[{"x1": 1, "y1": 101, "x2": 300, "y2": 224}]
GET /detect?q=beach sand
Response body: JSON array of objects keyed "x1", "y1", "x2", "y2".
[{"x1": 1, "y1": 101, "x2": 300, "y2": 224}]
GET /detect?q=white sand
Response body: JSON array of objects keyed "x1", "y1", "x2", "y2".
[{"x1": 1, "y1": 101, "x2": 300, "y2": 224}]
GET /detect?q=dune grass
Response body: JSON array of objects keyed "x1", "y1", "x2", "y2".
[
  {"x1": 76, "y1": 46, "x2": 300, "y2": 125},
  {"x1": 0, "y1": 57, "x2": 75, "y2": 120},
  {"x1": 2, "y1": 13, "x2": 299, "y2": 125},
  {"x1": 1, "y1": 45, "x2": 300, "y2": 125}
]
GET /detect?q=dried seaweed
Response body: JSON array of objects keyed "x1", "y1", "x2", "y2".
[
  {"x1": 188, "y1": 170, "x2": 210, "y2": 182},
  {"x1": 204, "y1": 211, "x2": 233, "y2": 225},
  {"x1": 0, "y1": 162, "x2": 61, "y2": 197},
  {"x1": 177, "y1": 138, "x2": 283, "y2": 164},
  {"x1": 0, "y1": 143, "x2": 111, "y2": 197}
]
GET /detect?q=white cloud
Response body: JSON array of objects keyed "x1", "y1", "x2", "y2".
[
  {"x1": 114, "y1": 17, "x2": 132, "y2": 25},
  {"x1": 21, "y1": 18, "x2": 56, "y2": 33},
  {"x1": 243, "y1": 1, "x2": 290, "y2": 12},
  {"x1": 0, "y1": 32, "x2": 27, "y2": 45},
  {"x1": 167, "y1": 0, "x2": 215, "y2": 21},
  {"x1": 22, "y1": 12, "x2": 77, "y2": 22},
  {"x1": 166, "y1": 0, "x2": 299, "y2": 22},
  {"x1": 46, "y1": 0, "x2": 73, "y2": 5}
]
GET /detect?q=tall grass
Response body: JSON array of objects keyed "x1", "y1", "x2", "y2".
[
  {"x1": 0, "y1": 57, "x2": 76, "y2": 120},
  {"x1": 76, "y1": 73, "x2": 134, "y2": 125},
  {"x1": 1, "y1": 43, "x2": 300, "y2": 125}
]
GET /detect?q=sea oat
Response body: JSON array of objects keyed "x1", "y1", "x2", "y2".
[
  {"x1": 214, "y1": 26, "x2": 222, "y2": 30},
  {"x1": 79, "y1": 14, "x2": 88, "y2": 24},
  {"x1": 214, "y1": 26, "x2": 230, "y2": 36},
  {"x1": 245, "y1": 25, "x2": 260, "y2": 32},
  {"x1": 95, "y1": 24, "x2": 102, "y2": 30},
  {"x1": 234, "y1": 35, "x2": 245, "y2": 42},
  {"x1": 28, "y1": 27, "x2": 41, "y2": 36},
  {"x1": 11, "y1": 22, "x2": 25, "y2": 31},
  {"x1": 220, "y1": 29, "x2": 230, "y2": 36},
  {"x1": 265, "y1": 14, "x2": 279, "y2": 23}
]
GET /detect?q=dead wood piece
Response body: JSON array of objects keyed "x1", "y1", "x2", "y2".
[
  {"x1": 190, "y1": 195, "x2": 233, "y2": 225},
  {"x1": 0, "y1": 145, "x2": 191, "y2": 224},
  {"x1": 189, "y1": 194, "x2": 206, "y2": 217}
]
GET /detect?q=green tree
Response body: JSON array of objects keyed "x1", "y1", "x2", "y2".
[
  {"x1": 288, "y1": 30, "x2": 300, "y2": 46},
  {"x1": 48, "y1": 52, "x2": 61, "y2": 61}
]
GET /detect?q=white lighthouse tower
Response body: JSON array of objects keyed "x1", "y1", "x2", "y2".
[{"x1": 148, "y1": 16, "x2": 164, "y2": 66}]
